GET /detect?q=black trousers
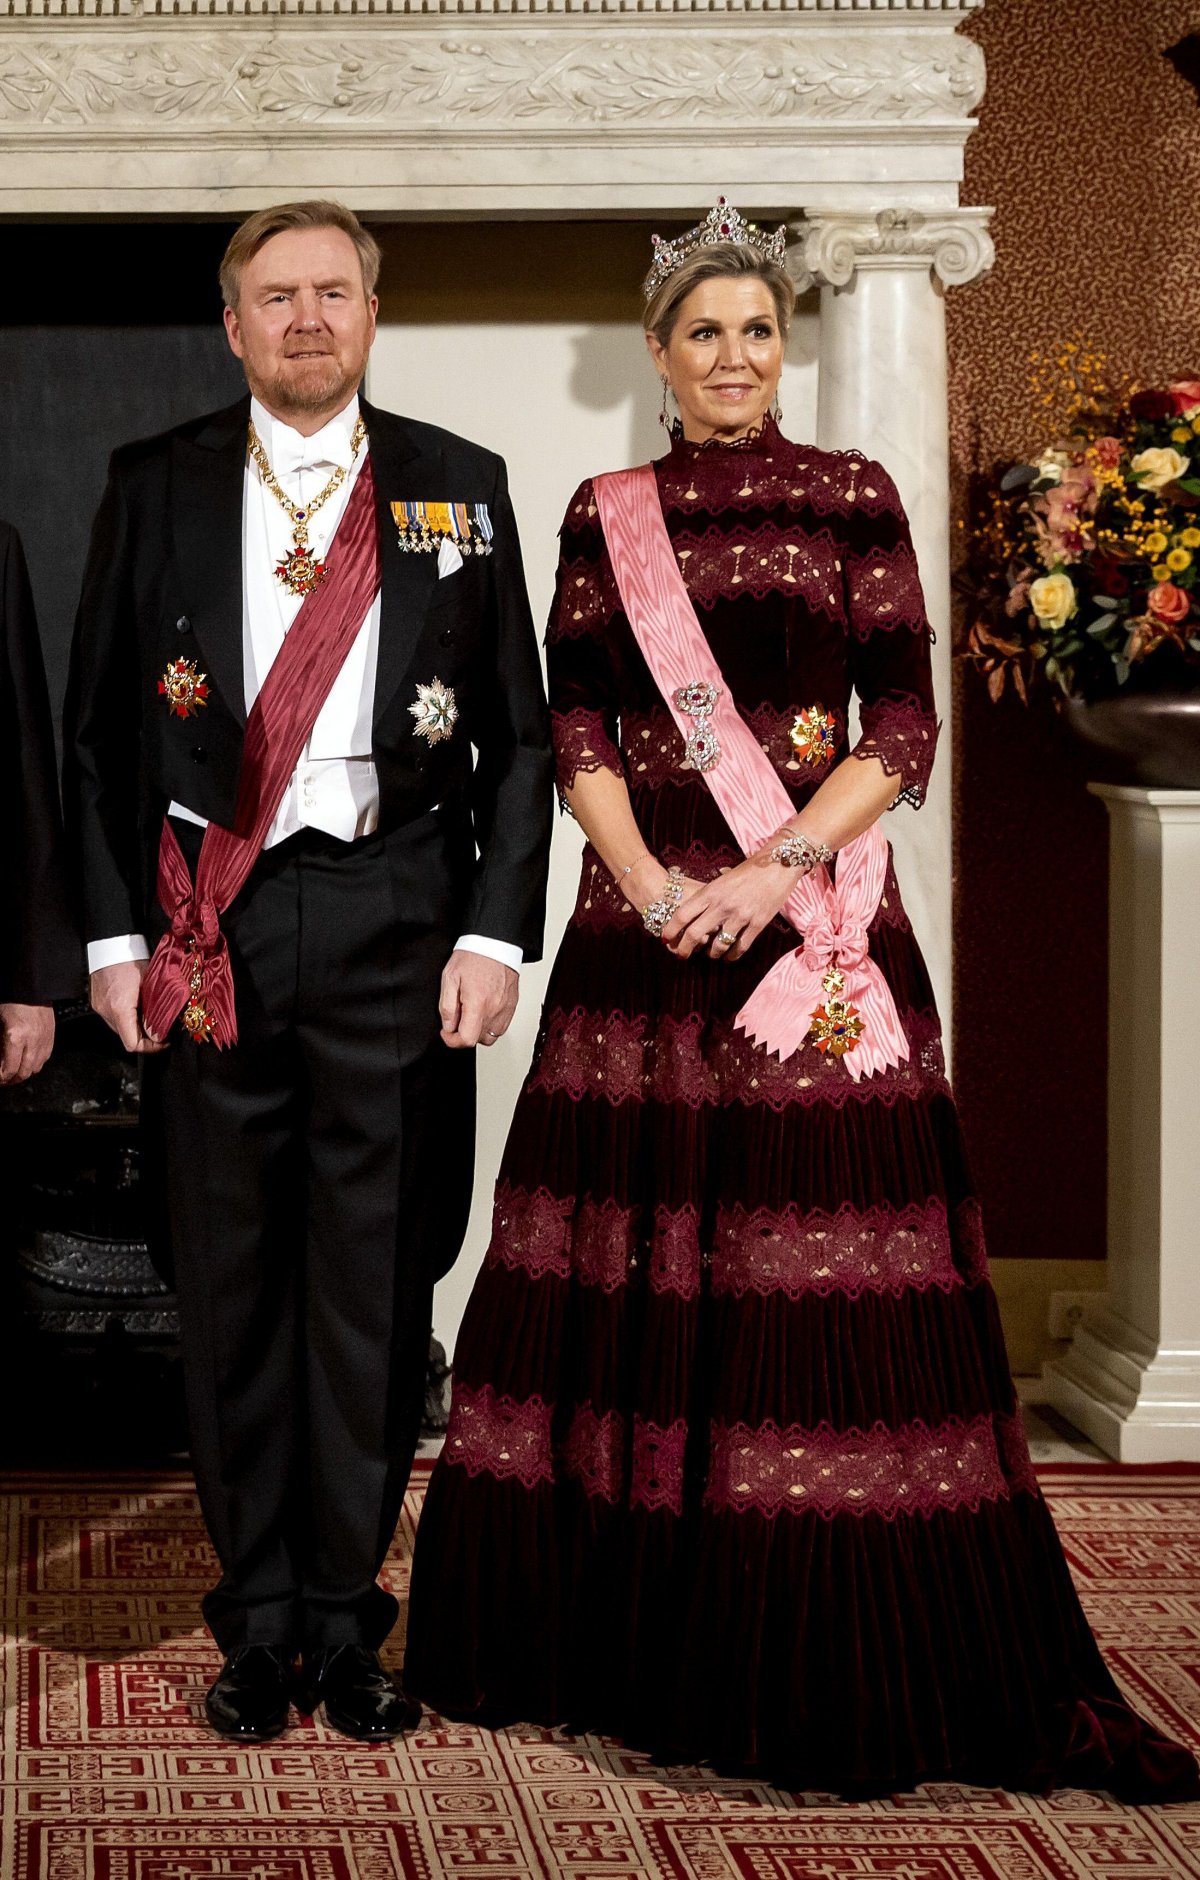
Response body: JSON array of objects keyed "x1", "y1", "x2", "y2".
[{"x1": 148, "y1": 815, "x2": 475, "y2": 1653}]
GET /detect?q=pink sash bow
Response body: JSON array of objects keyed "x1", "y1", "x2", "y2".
[{"x1": 592, "y1": 464, "x2": 908, "y2": 1079}]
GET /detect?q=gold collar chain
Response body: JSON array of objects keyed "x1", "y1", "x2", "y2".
[{"x1": 246, "y1": 414, "x2": 368, "y2": 597}]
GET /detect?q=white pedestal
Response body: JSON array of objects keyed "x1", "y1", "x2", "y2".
[{"x1": 1044, "y1": 785, "x2": 1200, "y2": 1460}]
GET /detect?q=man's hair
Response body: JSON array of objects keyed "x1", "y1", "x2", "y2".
[{"x1": 219, "y1": 200, "x2": 382, "y2": 312}]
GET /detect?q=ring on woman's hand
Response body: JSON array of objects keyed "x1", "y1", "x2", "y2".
[{"x1": 714, "y1": 930, "x2": 737, "y2": 949}]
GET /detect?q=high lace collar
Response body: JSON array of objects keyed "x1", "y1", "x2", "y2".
[{"x1": 664, "y1": 413, "x2": 784, "y2": 463}]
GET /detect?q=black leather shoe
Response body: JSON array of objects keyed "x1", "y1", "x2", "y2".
[
  {"x1": 204, "y1": 1645, "x2": 292, "y2": 1741},
  {"x1": 301, "y1": 1644, "x2": 420, "y2": 1741}
]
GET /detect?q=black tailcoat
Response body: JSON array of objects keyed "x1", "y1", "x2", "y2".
[
  {"x1": 64, "y1": 393, "x2": 552, "y2": 956},
  {"x1": 63, "y1": 394, "x2": 553, "y2": 1653},
  {"x1": 0, "y1": 520, "x2": 81, "y2": 1005}
]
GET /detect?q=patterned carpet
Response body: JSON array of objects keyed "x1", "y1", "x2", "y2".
[{"x1": 2, "y1": 1462, "x2": 1200, "y2": 1879}]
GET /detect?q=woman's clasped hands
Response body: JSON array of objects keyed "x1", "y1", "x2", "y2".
[
  {"x1": 625, "y1": 850, "x2": 799, "y2": 963},
  {"x1": 663, "y1": 852, "x2": 799, "y2": 961}
]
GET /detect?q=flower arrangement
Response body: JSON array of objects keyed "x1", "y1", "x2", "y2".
[{"x1": 965, "y1": 345, "x2": 1200, "y2": 703}]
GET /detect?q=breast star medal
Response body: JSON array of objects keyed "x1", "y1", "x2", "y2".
[
  {"x1": 247, "y1": 414, "x2": 367, "y2": 597},
  {"x1": 790, "y1": 704, "x2": 837, "y2": 767},
  {"x1": 409, "y1": 677, "x2": 459, "y2": 745},
  {"x1": 808, "y1": 966, "x2": 865, "y2": 1059},
  {"x1": 158, "y1": 657, "x2": 210, "y2": 719}
]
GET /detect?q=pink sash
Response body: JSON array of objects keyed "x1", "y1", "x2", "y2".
[{"x1": 592, "y1": 464, "x2": 908, "y2": 1080}]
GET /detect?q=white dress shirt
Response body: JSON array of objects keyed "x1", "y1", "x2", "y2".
[{"x1": 87, "y1": 393, "x2": 520, "y2": 976}]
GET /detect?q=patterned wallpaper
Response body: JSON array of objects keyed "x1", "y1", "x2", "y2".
[{"x1": 946, "y1": 0, "x2": 1200, "y2": 1266}]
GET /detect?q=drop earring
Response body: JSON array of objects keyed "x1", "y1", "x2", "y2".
[
  {"x1": 659, "y1": 377, "x2": 672, "y2": 429},
  {"x1": 770, "y1": 393, "x2": 783, "y2": 424}
]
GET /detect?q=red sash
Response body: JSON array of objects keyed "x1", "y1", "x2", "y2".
[{"x1": 140, "y1": 455, "x2": 381, "y2": 1049}]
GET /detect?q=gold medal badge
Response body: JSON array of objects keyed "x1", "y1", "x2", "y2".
[
  {"x1": 808, "y1": 966, "x2": 865, "y2": 1059},
  {"x1": 159, "y1": 657, "x2": 210, "y2": 720},
  {"x1": 409, "y1": 677, "x2": 459, "y2": 745},
  {"x1": 247, "y1": 415, "x2": 367, "y2": 598}
]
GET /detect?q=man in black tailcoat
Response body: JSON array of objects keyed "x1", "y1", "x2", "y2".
[
  {"x1": 0, "y1": 521, "x2": 81, "y2": 1076},
  {"x1": 64, "y1": 201, "x2": 553, "y2": 1742}
]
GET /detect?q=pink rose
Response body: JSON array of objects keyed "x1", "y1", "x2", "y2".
[
  {"x1": 1169, "y1": 379, "x2": 1200, "y2": 414},
  {"x1": 1147, "y1": 581, "x2": 1191, "y2": 625},
  {"x1": 1094, "y1": 436, "x2": 1122, "y2": 469}
]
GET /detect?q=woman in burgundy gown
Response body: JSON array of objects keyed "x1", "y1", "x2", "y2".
[{"x1": 405, "y1": 209, "x2": 1199, "y2": 1800}]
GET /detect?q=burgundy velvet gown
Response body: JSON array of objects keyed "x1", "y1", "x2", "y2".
[{"x1": 405, "y1": 421, "x2": 1199, "y2": 1801}]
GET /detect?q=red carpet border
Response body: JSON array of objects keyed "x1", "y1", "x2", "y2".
[{"x1": 1, "y1": 1461, "x2": 1198, "y2": 1879}]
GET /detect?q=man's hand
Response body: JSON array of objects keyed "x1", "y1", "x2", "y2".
[
  {"x1": 439, "y1": 950, "x2": 519, "y2": 1050},
  {"x1": 0, "y1": 1003, "x2": 56, "y2": 1084},
  {"x1": 90, "y1": 960, "x2": 169, "y2": 1054}
]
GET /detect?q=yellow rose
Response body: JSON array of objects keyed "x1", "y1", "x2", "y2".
[
  {"x1": 1167, "y1": 547, "x2": 1192, "y2": 572},
  {"x1": 1131, "y1": 446, "x2": 1190, "y2": 491},
  {"x1": 1173, "y1": 426, "x2": 1194, "y2": 445},
  {"x1": 1182, "y1": 527, "x2": 1200, "y2": 548},
  {"x1": 1144, "y1": 530, "x2": 1169, "y2": 557},
  {"x1": 1029, "y1": 571, "x2": 1077, "y2": 632},
  {"x1": 1153, "y1": 562, "x2": 1173, "y2": 582},
  {"x1": 1192, "y1": 417, "x2": 1200, "y2": 435}
]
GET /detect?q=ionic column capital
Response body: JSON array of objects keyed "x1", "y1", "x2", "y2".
[{"x1": 788, "y1": 206, "x2": 995, "y2": 293}]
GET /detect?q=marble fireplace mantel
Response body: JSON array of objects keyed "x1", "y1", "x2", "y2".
[{"x1": 0, "y1": 0, "x2": 987, "y2": 217}]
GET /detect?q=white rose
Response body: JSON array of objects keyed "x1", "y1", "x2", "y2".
[
  {"x1": 1029, "y1": 571, "x2": 1077, "y2": 632},
  {"x1": 1035, "y1": 450, "x2": 1070, "y2": 485},
  {"x1": 1131, "y1": 447, "x2": 1190, "y2": 492}
]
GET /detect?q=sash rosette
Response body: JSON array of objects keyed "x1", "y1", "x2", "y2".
[
  {"x1": 592, "y1": 464, "x2": 908, "y2": 1080},
  {"x1": 140, "y1": 455, "x2": 382, "y2": 1049}
]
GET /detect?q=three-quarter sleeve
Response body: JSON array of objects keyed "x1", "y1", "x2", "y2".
[
  {"x1": 843, "y1": 457, "x2": 939, "y2": 810},
  {"x1": 546, "y1": 479, "x2": 625, "y2": 805}
]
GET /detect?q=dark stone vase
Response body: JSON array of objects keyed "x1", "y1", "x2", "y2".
[{"x1": 1061, "y1": 689, "x2": 1200, "y2": 789}]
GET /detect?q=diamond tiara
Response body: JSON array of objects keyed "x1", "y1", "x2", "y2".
[{"x1": 643, "y1": 197, "x2": 790, "y2": 303}]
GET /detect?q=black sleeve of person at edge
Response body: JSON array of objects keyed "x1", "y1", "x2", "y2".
[
  {"x1": 0, "y1": 521, "x2": 83, "y2": 1006},
  {"x1": 462, "y1": 457, "x2": 555, "y2": 963}
]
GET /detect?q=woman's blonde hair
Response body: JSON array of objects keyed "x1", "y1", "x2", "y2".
[
  {"x1": 219, "y1": 200, "x2": 382, "y2": 312},
  {"x1": 643, "y1": 242, "x2": 796, "y2": 348}
]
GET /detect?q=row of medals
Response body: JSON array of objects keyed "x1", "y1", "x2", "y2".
[{"x1": 395, "y1": 525, "x2": 492, "y2": 557}]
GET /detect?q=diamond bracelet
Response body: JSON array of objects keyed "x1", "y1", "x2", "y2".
[
  {"x1": 641, "y1": 865, "x2": 686, "y2": 938},
  {"x1": 768, "y1": 830, "x2": 834, "y2": 872}
]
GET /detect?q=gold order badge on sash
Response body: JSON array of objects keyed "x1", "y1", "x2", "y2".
[
  {"x1": 808, "y1": 966, "x2": 865, "y2": 1058},
  {"x1": 391, "y1": 500, "x2": 494, "y2": 558}
]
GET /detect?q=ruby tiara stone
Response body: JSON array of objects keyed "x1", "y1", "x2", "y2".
[{"x1": 642, "y1": 196, "x2": 790, "y2": 302}]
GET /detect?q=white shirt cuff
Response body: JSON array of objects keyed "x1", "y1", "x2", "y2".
[
  {"x1": 87, "y1": 934, "x2": 151, "y2": 973},
  {"x1": 454, "y1": 934, "x2": 523, "y2": 973}
]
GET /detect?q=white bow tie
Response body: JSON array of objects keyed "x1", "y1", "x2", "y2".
[{"x1": 274, "y1": 441, "x2": 349, "y2": 481}]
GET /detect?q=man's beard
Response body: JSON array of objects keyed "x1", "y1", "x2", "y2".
[{"x1": 260, "y1": 351, "x2": 362, "y2": 417}]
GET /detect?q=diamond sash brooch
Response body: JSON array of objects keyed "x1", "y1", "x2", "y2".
[{"x1": 675, "y1": 679, "x2": 721, "y2": 771}]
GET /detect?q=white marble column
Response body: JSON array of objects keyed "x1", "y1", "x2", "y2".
[
  {"x1": 1043, "y1": 786, "x2": 1200, "y2": 1461},
  {"x1": 789, "y1": 208, "x2": 995, "y2": 1038}
]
